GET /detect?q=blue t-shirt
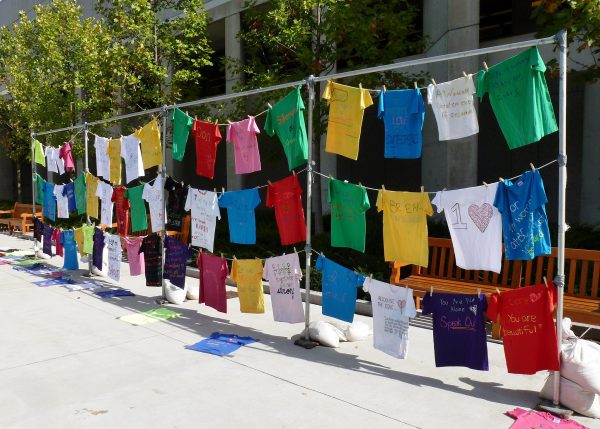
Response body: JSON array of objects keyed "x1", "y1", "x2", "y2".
[
  {"x1": 218, "y1": 189, "x2": 261, "y2": 245},
  {"x1": 315, "y1": 255, "x2": 365, "y2": 323},
  {"x1": 186, "y1": 332, "x2": 258, "y2": 356},
  {"x1": 377, "y1": 89, "x2": 425, "y2": 159},
  {"x1": 60, "y1": 229, "x2": 79, "y2": 270},
  {"x1": 493, "y1": 170, "x2": 551, "y2": 260},
  {"x1": 63, "y1": 182, "x2": 77, "y2": 213},
  {"x1": 422, "y1": 292, "x2": 489, "y2": 371},
  {"x1": 42, "y1": 224, "x2": 54, "y2": 256},
  {"x1": 42, "y1": 182, "x2": 56, "y2": 222},
  {"x1": 164, "y1": 235, "x2": 190, "y2": 288}
]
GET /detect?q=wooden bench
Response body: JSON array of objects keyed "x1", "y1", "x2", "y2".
[
  {"x1": 0, "y1": 203, "x2": 40, "y2": 234},
  {"x1": 390, "y1": 237, "x2": 600, "y2": 328}
]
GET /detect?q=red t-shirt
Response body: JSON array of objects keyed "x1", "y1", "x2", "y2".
[
  {"x1": 486, "y1": 282, "x2": 559, "y2": 374},
  {"x1": 111, "y1": 186, "x2": 130, "y2": 236},
  {"x1": 197, "y1": 252, "x2": 229, "y2": 313},
  {"x1": 52, "y1": 228, "x2": 63, "y2": 257},
  {"x1": 192, "y1": 120, "x2": 222, "y2": 179},
  {"x1": 266, "y1": 174, "x2": 306, "y2": 246}
]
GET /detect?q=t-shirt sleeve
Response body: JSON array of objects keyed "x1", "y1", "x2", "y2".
[
  {"x1": 506, "y1": 408, "x2": 528, "y2": 420},
  {"x1": 431, "y1": 191, "x2": 444, "y2": 214},
  {"x1": 361, "y1": 187, "x2": 370, "y2": 212},
  {"x1": 481, "y1": 293, "x2": 488, "y2": 314},
  {"x1": 218, "y1": 192, "x2": 229, "y2": 209},
  {"x1": 327, "y1": 179, "x2": 334, "y2": 205},
  {"x1": 475, "y1": 69, "x2": 488, "y2": 100},
  {"x1": 184, "y1": 189, "x2": 192, "y2": 211},
  {"x1": 467, "y1": 74, "x2": 476, "y2": 95},
  {"x1": 251, "y1": 188, "x2": 261, "y2": 209},
  {"x1": 315, "y1": 255, "x2": 324, "y2": 272},
  {"x1": 222, "y1": 259, "x2": 230, "y2": 277},
  {"x1": 493, "y1": 182, "x2": 506, "y2": 213},
  {"x1": 212, "y1": 195, "x2": 221, "y2": 220},
  {"x1": 191, "y1": 119, "x2": 198, "y2": 137},
  {"x1": 138, "y1": 240, "x2": 145, "y2": 255},
  {"x1": 377, "y1": 91, "x2": 385, "y2": 119},
  {"x1": 297, "y1": 86, "x2": 305, "y2": 111},
  {"x1": 231, "y1": 259, "x2": 238, "y2": 283},
  {"x1": 321, "y1": 81, "x2": 333, "y2": 101},
  {"x1": 531, "y1": 170, "x2": 548, "y2": 210},
  {"x1": 62, "y1": 185, "x2": 68, "y2": 197},
  {"x1": 293, "y1": 253, "x2": 303, "y2": 280},
  {"x1": 548, "y1": 282, "x2": 557, "y2": 312},
  {"x1": 264, "y1": 109, "x2": 275, "y2": 136},
  {"x1": 226, "y1": 124, "x2": 233, "y2": 143},
  {"x1": 60, "y1": 232, "x2": 65, "y2": 245},
  {"x1": 530, "y1": 47, "x2": 546, "y2": 73},
  {"x1": 265, "y1": 184, "x2": 274, "y2": 208},
  {"x1": 214, "y1": 124, "x2": 222, "y2": 143},
  {"x1": 423, "y1": 193, "x2": 434, "y2": 216},
  {"x1": 262, "y1": 259, "x2": 269, "y2": 280},
  {"x1": 362, "y1": 276, "x2": 371, "y2": 293},
  {"x1": 355, "y1": 273, "x2": 366, "y2": 288},
  {"x1": 413, "y1": 89, "x2": 425, "y2": 113},
  {"x1": 248, "y1": 116, "x2": 260, "y2": 135},
  {"x1": 421, "y1": 292, "x2": 433, "y2": 315},
  {"x1": 376, "y1": 190, "x2": 384, "y2": 213},
  {"x1": 361, "y1": 89, "x2": 374, "y2": 110},
  {"x1": 485, "y1": 292, "x2": 501, "y2": 321},
  {"x1": 406, "y1": 289, "x2": 417, "y2": 319},
  {"x1": 426, "y1": 84, "x2": 435, "y2": 105}
]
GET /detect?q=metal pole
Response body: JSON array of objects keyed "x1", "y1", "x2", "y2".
[
  {"x1": 84, "y1": 124, "x2": 93, "y2": 277},
  {"x1": 303, "y1": 76, "x2": 315, "y2": 340},
  {"x1": 553, "y1": 29, "x2": 568, "y2": 407},
  {"x1": 160, "y1": 106, "x2": 168, "y2": 300},
  {"x1": 30, "y1": 132, "x2": 37, "y2": 253}
]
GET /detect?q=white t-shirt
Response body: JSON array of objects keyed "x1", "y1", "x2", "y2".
[
  {"x1": 363, "y1": 277, "x2": 416, "y2": 359},
  {"x1": 263, "y1": 253, "x2": 304, "y2": 323},
  {"x1": 184, "y1": 188, "x2": 220, "y2": 252},
  {"x1": 94, "y1": 135, "x2": 110, "y2": 180},
  {"x1": 54, "y1": 184, "x2": 69, "y2": 218},
  {"x1": 142, "y1": 176, "x2": 164, "y2": 232},
  {"x1": 106, "y1": 233, "x2": 122, "y2": 282},
  {"x1": 121, "y1": 133, "x2": 145, "y2": 184},
  {"x1": 431, "y1": 183, "x2": 502, "y2": 273},
  {"x1": 45, "y1": 147, "x2": 65, "y2": 175},
  {"x1": 95, "y1": 180, "x2": 114, "y2": 226},
  {"x1": 427, "y1": 75, "x2": 479, "y2": 141}
]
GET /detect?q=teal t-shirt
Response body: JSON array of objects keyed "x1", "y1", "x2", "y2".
[
  {"x1": 170, "y1": 108, "x2": 193, "y2": 161},
  {"x1": 74, "y1": 173, "x2": 87, "y2": 215},
  {"x1": 34, "y1": 174, "x2": 44, "y2": 205},
  {"x1": 476, "y1": 47, "x2": 558, "y2": 149},
  {"x1": 327, "y1": 178, "x2": 370, "y2": 252},
  {"x1": 125, "y1": 184, "x2": 148, "y2": 232},
  {"x1": 264, "y1": 86, "x2": 308, "y2": 170}
]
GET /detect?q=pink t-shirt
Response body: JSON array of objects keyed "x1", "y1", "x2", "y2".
[
  {"x1": 197, "y1": 252, "x2": 229, "y2": 313},
  {"x1": 124, "y1": 236, "x2": 145, "y2": 276},
  {"x1": 506, "y1": 408, "x2": 590, "y2": 429},
  {"x1": 59, "y1": 142, "x2": 75, "y2": 170},
  {"x1": 226, "y1": 116, "x2": 261, "y2": 174}
]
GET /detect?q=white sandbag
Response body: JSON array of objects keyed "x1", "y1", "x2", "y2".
[
  {"x1": 37, "y1": 252, "x2": 51, "y2": 260},
  {"x1": 560, "y1": 318, "x2": 600, "y2": 395},
  {"x1": 165, "y1": 280, "x2": 187, "y2": 305},
  {"x1": 307, "y1": 320, "x2": 339, "y2": 348},
  {"x1": 540, "y1": 375, "x2": 600, "y2": 419},
  {"x1": 91, "y1": 266, "x2": 106, "y2": 277},
  {"x1": 186, "y1": 278, "x2": 199, "y2": 300},
  {"x1": 329, "y1": 319, "x2": 370, "y2": 342}
]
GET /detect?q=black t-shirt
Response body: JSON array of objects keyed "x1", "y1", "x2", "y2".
[
  {"x1": 42, "y1": 224, "x2": 54, "y2": 256},
  {"x1": 139, "y1": 233, "x2": 162, "y2": 286},
  {"x1": 33, "y1": 217, "x2": 44, "y2": 241},
  {"x1": 164, "y1": 177, "x2": 188, "y2": 231}
]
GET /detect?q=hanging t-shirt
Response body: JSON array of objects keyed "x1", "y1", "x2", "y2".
[
  {"x1": 171, "y1": 108, "x2": 194, "y2": 161},
  {"x1": 42, "y1": 224, "x2": 54, "y2": 256},
  {"x1": 125, "y1": 184, "x2": 147, "y2": 233},
  {"x1": 134, "y1": 117, "x2": 162, "y2": 168},
  {"x1": 34, "y1": 140, "x2": 46, "y2": 167},
  {"x1": 192, "y1": 119, "x2": 221, "y2": 179},
  {"x1": 422, "y1": 292, "x2": 489, "y2": 370},
  {"x1": 33, "y1": 217, "x2": 43, "y2": 242},
  {"x1": 73, "y1": 173, "x2": 87, "y2": 215},
  {"x1": 60, "y1": 229, "x2": 79, "y2": 270},
  {"x1": 92, "y1": 227, "x2": 105, "y2": 270},
  {"x1": 45, "y1": 147, "x2": 65, "y2": 175},
  {"x1": 124, "y1": 236, "x2": 145, "y2": 276},
  {"x1": 505, "y1": 408, "x2": 589, "y2": 429},
  {"x1": 52, "y1": 228, "x2": 63, "y2": 257},
  {"x1": 266, "y1": 174, "x2": 306, "y2": 246},
  {"x1": 322, "y1": 81, "x2": 373, "y2": 160},
  {"x1": 231, "y1": 259, "x2": 264, "y2": 313},
  {"x1": 362, "y1": 277, "x2": 417, "y2": 359},
  {"x1": 94, "y1": 135, "x2": 110, "y2": 180},
  {"x1": 111, "y1": 186, "x2": 130, "y2": 236},
  {"x1": 377, "y1": 89, "x2": 426, "y2": 158},
  {"x1": 164, "y1": 177, "x2": 188, "y2": 231},
  {"x1": 476, "y1": 47, "x2": 558, "y2": 149},
  {"x1": 107, "y1": 138, "x2": 122, "y2": 185},
  {"x1": 138, "y1": 233, "x2": 162, "y2": 287},
  {"x1": 81, "y1": 224, "x2": 95, "y2": 255},
  {"x1": 218, "y1": 188, "x2": 261, "y2": 245},
  {"x1": 263, "y1": 253, "x2": 304, "y2": 323},
  {"x1": 63, "y1": 181, "x2": 77, "y2": 213},
  {"x1": 59, "y1": 142, "x2": 75, "y2": 171},
  {"x1": 226, "y1": 117, "x2": 261, "y2": 174},
  {"x1": 376, "y1": 190, "x2": 433, "y2": 265},
  {"x1": 486, "y1": 283, "x2": 559, "y2": 374},
  {"x1": 106, "y1": 233, "x2": 122, "y2": 282},
  {"x1": 432, "y1": 183, "x2": 502, "y2": 272},
  {"x1": 427, "y1": 75, "x2": 479, "y2": 141},
  {"x1": 493, "y1": 170, "x2": 551, "y2": 260},
  {"x1": 34, "y1": 174, "x2": 44, "y2": 205},
  {"x1": 142, "y1": 176, "x2": 164, "y2": 232},
  {"x1": 264, "y1": 85, "x2": 308, "y2": 170},
  {"x1": 328, "y1": 178, "x2": 370, "y2": 252},
  {"x1": 164, "y1": 236, "x2": 190, "y2": 289},
  {"x1": 184, "y1": 188, "x2": 220, "y2": 252},
  {"x1": 86, "y1": 173, "x2": 99, "y2": 220},
  {"x1": 42, "y1": 181, "x2": 56, "y2": 222},
  {"x1": 54, "y1": 184, "x2": 69, "y2": 219},
  {"x1": 121, "y1": 133, "x2": 145, "y2": 184},
  {"x1": 315, "y1": 255, "x2": 365, "y2": 323},
  {"x1": 95, "y1": 180, "x2": 114, "y2": 226},
  {"x1": 74, "y1": 227, "x2": 84, "y2": 255},
  {"x1": 197, "y1": 252, "x2": 229, "y2": 313}
]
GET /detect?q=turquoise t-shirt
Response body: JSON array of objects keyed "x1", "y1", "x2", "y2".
[{"x1": 218, "y1": 188, "x2": 261, "y2": 245}]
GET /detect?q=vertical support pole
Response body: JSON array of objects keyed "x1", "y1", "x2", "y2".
[
  {"x1": 30, "y1": 131, "x2": 37, "y2": 253},
  {"x1": 303, "y1": 76, "x2": 315, "y2": 340},
  {"x1": 553, "y1": 29, "x2": 568, "y2": 407},
  {"x1": 160, "y1": 106, "x2": 168, "y2": 300},
  {"x1": 84, "y1": 124, "x2": 93, "y2": 277}
]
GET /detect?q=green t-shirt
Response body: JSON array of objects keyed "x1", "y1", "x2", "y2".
[
  {"x1": 125, "y1": 184, "x2": 148, "y2": 232},
  {"x1": 170, "y1": 108, "x2": 194, "y2": 161},
  {"x1": 264, "y1": 86, "x2": 308, "y2": 170},
  {"x1": 476, "y1": 47, "x2": 558, "y2": 149},
  {"x1": 34, "y1": 174, "x2": 44, "y2": 205},
  {"x1": 327, "y1": 178, "x2": 370, "y2": 252},
  {"x1": 34, "y1": 140, "x2": 46, "y2": 166},
  {"x1": 81, "y1": 224, "x2": 95, "y2": 255},
  {"x1": 74, "y1": 173, "x2": 87, "y2": 215}
]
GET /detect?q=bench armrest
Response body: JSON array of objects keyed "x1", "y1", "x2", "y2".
[
  {"x1": 20, "y1": 213, "x2": 33, "y2": 219},
  {"x1": 0, "y1": 210, "x2": 14, "y2": 215}
]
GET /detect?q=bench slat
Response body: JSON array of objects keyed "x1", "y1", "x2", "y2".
[
  {"x1": 568, "y1": 259, "x2": 577, "y2": 294},
  {"x1": 580, "y1": 260, "x2": 589, "y2": 297},
  {"x1": 592, "y1": 263, "x2": 600, "y2": 300}
]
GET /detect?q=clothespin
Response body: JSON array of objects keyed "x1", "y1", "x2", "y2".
[
  {"x1": 267, "y1": 180, "x2": 272, "y2": 185},
  {"x1": 329, "y1": 173, "x2": 333, "y2": 180},
  {"x1": 413, "y1": 81, "x2": 418, "y2": 89},
  {"x1": 530, "y1": 162, "x2": 536, "y2": 172},
  {"x1": 221, "y1": 187, "x2": 225, "y2": 194},
  {"x1": 293, "y1": 247, "x2": 297, "y2": 254},
  {"x1": 220, "y1": 253, "x2": 224, "y2": 259},
  {"x1": 483, "y1": 61, "x2": 489, "y2": 71},
  {"x1": 382, "y1": 184, "x2": 386, "y2": 190},
  {"x1": 369, "y1": 273, "x2": 373, "y2": 280},
  {"x1": 292, "y1": 170, "x2": 296, "y2": 176},
  {"x1": 543, "y1": 276, "x2": 549, "y2": 288},
  {"x1": 194, "y1": 115, "x2": 197, "y2": 121},
  {"x1": 420, "y1": 185, "x2": 425, "y2": 193},
  {"x1": 215, "y1": 119, "x2": 219, "y2": 126},
  {"x1": 462, "y1": 71, "x2": 468, "y2": 78},
  {"x1": 430, "y1": 286, "x2": 433, "y2": 296},
  {"x1": 358, "y1": 181, "x2": 363, "y2": 187},
  {"x1": 213, "y1": 187, "x2": 217, "y2": 193},
  {"x1": 382, "y1": 85, "x2": 387, "y2": 92},
  {"x1": 233, "y1": 255, "x2": 237, "y2": 260},
  {"x1": 496, "y1": 287, "x2": 500, "y2": 294},
  {"x1": 431, "y1": 79, "x2": 437, "y2": 86},
  {"x1": 499, "y1": 177, "x2": 505, "y2": 183},
  {"x1": 359, "y1": 83, "x2": 363, "y2": 90},
  {"x1": 267, "y1": 102, "x2": 273, "y2": 109},
  {"x1": 482, "y1": 181, "x2": 489, "y2": 187},
  {"x1": 477, "y1": 288, "x2": 481, "y2": 296}
]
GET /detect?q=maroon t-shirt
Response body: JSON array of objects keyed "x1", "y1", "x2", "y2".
[
  {"x1": 111, "y1": 186, "x2": 130, "y2": 236},
  {"x1": 197, "y1": 252, "x2": 229, "y2": 313}
]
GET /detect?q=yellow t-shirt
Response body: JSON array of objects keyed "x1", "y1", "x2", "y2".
[
  {"x1": 107, "y1": 138, "x2": 122, "y2": 185},
  {"x1": 322, "y1": 81, "x2": 373, "y2": 160},
  {"x1": 73, "y1": 227, "x2": 84, "y2": 255},
  {"x1": 86, "y1": 173, "x2": 99, "y2": 220},
  {"x1": 231, "y1": 259, "x2": 264, "y2": 313},
  {"x1": 134, "y1": 118, "x2": 162, "y2": 168},
  {"x1": 376, "y1": 190, "x2": 433, "y2": 266}
]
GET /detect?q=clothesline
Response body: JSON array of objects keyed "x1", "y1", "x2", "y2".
[
  {"x1": 190, "y1": 247, "x2": 306, "y2": 262},
  {"x1": 357, "y1": 73, "x2": 476, "y2": 94}
]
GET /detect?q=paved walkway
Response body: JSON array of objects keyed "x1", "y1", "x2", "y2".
[{"x1": 0, "y1": 234, "x2": 596, "y2": 429}]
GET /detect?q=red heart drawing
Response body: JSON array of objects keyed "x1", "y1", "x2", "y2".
[
  {"x1": 468, "y1": 203, "x2": 493, "y2": 233},
  {"x1": 529, "y1": 292, "x2": 542, "y2": 303}
]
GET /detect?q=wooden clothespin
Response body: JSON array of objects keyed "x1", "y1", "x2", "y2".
[
  {"x1": 496, "y1": 287, "x2": 500, "y2": 294},
  {"x1": 358, "y1": 181, "x2": 363, "y2": 187},
  {"x1": 267, "y1": 180, "x2": 272, "y2": 185},
  {"x1": 482, "y1": 181, "x2": 489, "y2": 187},
  {"x1": 293, "y1": 246, "x2": 297, "y2": 254},
  {"x1": 431, "y1": 78, "x2": 437, "y2": 86},
  {"x1": 214, "y1": 119, "x2": 218, "y2": 126},
  {"x1": 499, "y1": 177, "x2": 505, "y2": 183},
  {"x1": 221, "y1": 187, "x2": 225, "y2": 194},
  {"x1": 382, "y1": 85, "x2": 387, "y2": 92},
  {"x1": 483, "y1": 61, "x2": 489, "y2": 71},
  {"x1": 430, "y1": 285, "x2": 434, "y2": 296},
  {"x1": 413, "y1": 81, "x2": 418, "y2": 89},
  {"x1": 463, "y1": 71, "x2": 468, "y2": 78},
  {"x1": 359, "y1": 83, "x2": 363, "y2": 90},
  {"x1": 382, "y1": 184, "x2": 386, "y2": 190},
  {"x1": 477, "y1": 288, "x2": 481, "y2": 296},
  {"x1": 267, "y1": 102, "x2": 273, "y2": 109},
  {"x1": 530, "y1": 162, "x2": 536, "y2": 172},
  {"x1": 543, "y1": 276, "x2": 549, "y2": 288},
  {"x1": 292, "y1": 170, "x2": 296, "y2": 176},
  {"x1": 194, "y1": 114, "x2": 198, "y2": 121},
  {"x1": 213, "y1": 187, "x2": 217, "y2": 193},
  {"x1": 220, "y1": 253, "x2": 224, "y2": 259},
  {"x1": 420, "y1": 185, "x2": 425, "y2": 193},
  {"x1": 233, "y1": 255, "x2": 237, "y2": 260}
]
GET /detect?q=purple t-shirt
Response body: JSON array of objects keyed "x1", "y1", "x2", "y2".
[
  {"x1": 43, "y1": 224, "x2": 54, "y2": 256},
  {"x1": 92, "y1": 227, "x2": 105, "y2": 270},
  {"x1": 33, "y1": 217, "x2": 43, "y2": 241},
  {"x1": 422, "y1": 292, "x2": 489, "y2": 371},
  {"x1": 63, "y1": 182, "x2": 77, "y2": 213},
  {"x1": 163, "y1": 236, "x2": 190, "y2": 288}
]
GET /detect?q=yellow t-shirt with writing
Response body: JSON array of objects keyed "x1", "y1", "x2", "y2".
[
  {"x1": 86, "y1": 172, "x2": 99, "y2": 220},
  {"x1": 231, "y1": 259, "x2": 265, "y2": 313},
  {"x1": 134, "y1": 118, "x2": 162, "y2": 168},
  {"x1": 73, "y1": 227, "x2": 84, "y2": 255},
  {"x1": 322, "y1": 81, "x2": 373, "y2": 160},
  {"x1": 376, "y1": 190, "x2": 433, "y2": 266},
  {"x1": 107, "y1": 138, "x2": 122, "y2": 185}
]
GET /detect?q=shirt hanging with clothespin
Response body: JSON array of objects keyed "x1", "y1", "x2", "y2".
[
  {"x1": 192, "y1": 119, "x2": 222, "y2": 179},
  {"x1": 218, "y1": 188, "x2": 261, "y2": 245},
  {"x1": 134, "y1": 117, "x2": 163, "y2": 168}
]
